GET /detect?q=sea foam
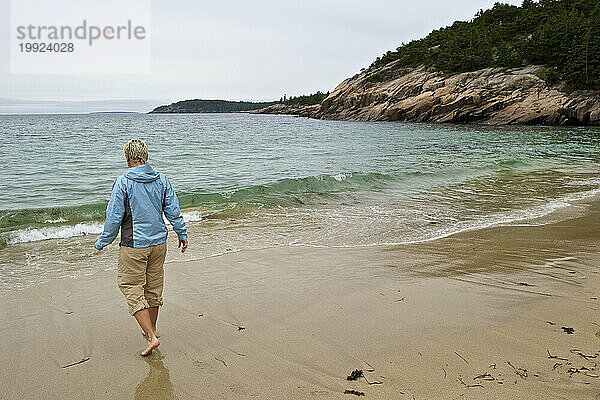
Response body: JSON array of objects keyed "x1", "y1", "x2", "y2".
[
  {"x1": 9, "y1": 212, "x2": 204, "y2": 245},
  {"x1": 8, "y1": 222, "x2": 104, "y2": 244}
]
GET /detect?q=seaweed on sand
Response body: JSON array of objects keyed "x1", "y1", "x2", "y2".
[
  {"x1": 344, "y1": 389, "x2": 365, "y2": 396},
  {"x1": 347, "y1": 369, "x2": 364, "y2": 381}
]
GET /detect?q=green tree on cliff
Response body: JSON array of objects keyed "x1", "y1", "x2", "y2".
[
  {"x1": 369, "y1": 0, "x2": 600, "y2": 90},
  {"x1": 283, "y1": 91, "x2": 328, "y2": 106}
]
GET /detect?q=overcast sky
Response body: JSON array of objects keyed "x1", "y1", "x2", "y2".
[{"x1": 0, "y1": 0, "x2": 522, "y2": 113}]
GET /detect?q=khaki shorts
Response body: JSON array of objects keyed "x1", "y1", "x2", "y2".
[{"x1": 117, "y1": 242, "x2": 167, "y2": 316}]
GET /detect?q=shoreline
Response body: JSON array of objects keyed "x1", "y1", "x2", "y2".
[
  {"x1": 1, "y1": 186, "x2": 596, "y2": 298},
  {"x1": 0, "y1": 192, "x2": 593, "y2": 296},
  {"x1": 2, "y1": 201, "x2": 600, "y2": 398}
]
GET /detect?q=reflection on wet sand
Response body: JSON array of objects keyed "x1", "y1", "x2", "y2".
[{"x1": 134, "y1": 351, "x2": 175, "y2": 400}]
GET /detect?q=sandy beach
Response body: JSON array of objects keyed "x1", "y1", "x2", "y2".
[
  {"x1": 2, "y1": 200, "x2": 600, "y2": 399},
  {"x1": 3, "y1": 0, "x2": 600, "y2": 398}
]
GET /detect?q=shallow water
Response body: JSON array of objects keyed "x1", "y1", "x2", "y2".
[{"x1": 0, "y1": 113, "x2": 599, "y2": 293}]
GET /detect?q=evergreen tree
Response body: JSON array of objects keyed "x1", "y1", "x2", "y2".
[{"x1": 367, "y1": 0, "x2": 600, "y2": 90}]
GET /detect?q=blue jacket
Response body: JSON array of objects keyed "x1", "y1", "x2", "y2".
[{"x1": 95, "y1": 164, "x2": 187, "y2": 250}]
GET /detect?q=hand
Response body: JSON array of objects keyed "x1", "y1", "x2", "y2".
[{"x1": 178, "y1": 239, "x2": 188, "y2": 253}]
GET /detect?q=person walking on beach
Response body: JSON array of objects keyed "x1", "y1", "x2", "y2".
[{"x1": 94, "y1": 139, "x2": 188, "y2": 356}]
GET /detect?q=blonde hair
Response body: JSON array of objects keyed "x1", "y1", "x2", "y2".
[{"x1": 123, "y1": 139, "x2": 148, "y2": 164}]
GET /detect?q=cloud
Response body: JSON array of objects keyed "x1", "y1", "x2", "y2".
[{"x1": 0, "y1": 0, "x2": 523, "y2": 113}]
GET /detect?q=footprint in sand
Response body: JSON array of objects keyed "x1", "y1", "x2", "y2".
[
  {"x1": 192, "y1": 360, "x2": 217, "y2": 374},
  {"x1": 309, "y1": 389, "x2": 331, "y2": 396},
  {"x1": 229, "y1": 383, "x2": 250, "y2": 395},
  {"x1": 595, "y1": 331, "x2": 600, "y2": 340}
]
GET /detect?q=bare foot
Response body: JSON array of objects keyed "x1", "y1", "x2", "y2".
[
  {"x1": 141, "y1": 331, "x2": 160, "y2": 340},
  {"x1": 140, "y1": 336, "x2": 160, "y2": 356}
]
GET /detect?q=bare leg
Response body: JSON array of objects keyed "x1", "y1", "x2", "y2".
[
  {"x1": 149, "y1": 306, "x2": 159, "y2": 333},
  {"x1": 140, "y1": 307, "x2": 160, "y2": 340},
  {"x1": 134, "y1": 309, "x2": 160, "y2": 356}
]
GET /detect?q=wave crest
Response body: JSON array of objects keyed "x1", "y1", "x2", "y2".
[{"x1": 7, "y1": 222, "x2": 104, "y2": 245}]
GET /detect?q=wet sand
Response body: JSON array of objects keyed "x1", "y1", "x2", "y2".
[{"x1": 2, "y1": 202, "x2": 600, "y2": 399}]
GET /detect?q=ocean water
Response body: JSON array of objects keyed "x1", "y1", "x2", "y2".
[{"x1": 1, "y1": 113, "x2": 599, "y2": 293}]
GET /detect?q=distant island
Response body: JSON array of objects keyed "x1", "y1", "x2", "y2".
[
  {"x1": 256, "y1": 0, "x2": 600, "y2": 126},
  {"x1": 89, "y1": 111, "x2": 140, "y2": 114},
  {"x1": 150, "y1": 99, "x2": 278, "y2": 113}
]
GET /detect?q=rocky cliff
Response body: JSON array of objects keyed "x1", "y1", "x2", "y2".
[{"x1": 256, "y1": 64, "x2": 600, "y2": 126}]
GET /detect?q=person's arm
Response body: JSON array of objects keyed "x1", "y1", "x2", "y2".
[
  {"x1": 94, "y1": 178, "x2": 126, "y2": 250},
  {"x1": 163, "y1": 177, "x2": 188, "y2": 252}
]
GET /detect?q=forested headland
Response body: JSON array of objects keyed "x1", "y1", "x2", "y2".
[{"x1": 367, "y1": 0, "x2": 599, "y2": 90}]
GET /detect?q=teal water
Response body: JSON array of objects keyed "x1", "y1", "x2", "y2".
[{"x1": 0, "y1": 113, "x2": 599, "y2": 292}]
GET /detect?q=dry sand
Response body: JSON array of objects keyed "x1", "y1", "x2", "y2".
[{"x1": 2, "y1": 202, "x2": 600, "y2": 399}]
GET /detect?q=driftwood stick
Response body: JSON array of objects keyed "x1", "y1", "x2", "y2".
[
  {"x1": 455, "y1": 351, "x2": 469, "y2": 364},
  {"x1": 553, "y1": 362, "x2": 562, "y2": 370},
  {"x1": 363, "y1": 375, "x2": 383, "y2": 385},
  {"x1": 458, "y1": 376, "x2": 483, "y2": 388},
  {"x1": 214, "y1": 356, "x2": 227, "y2": 366},
  {"x1": 569, "y1": 348, "x2": 598, "y2": 361},
  {"x1": 62, "y1": 357, "x2": 90, "y2": 368},
  {"x1": 547, "y1": 349, "x2": 568, "y2": 361},
  {"x1": 507, "y1": 361, "x2": 527, "y2": 379},
  {"x1": 363, "y1": 361, "x2": 375, "y2": 372}
]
